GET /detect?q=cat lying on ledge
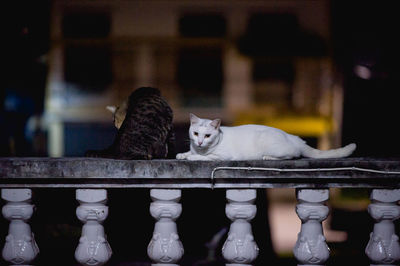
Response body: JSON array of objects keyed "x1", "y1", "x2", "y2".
[
  {"x1": 176, "y1": 114, "x2": 356, "y2": 161},
  {"x1": 85, "y1": 87, "x2": 175, "y2": 160}
]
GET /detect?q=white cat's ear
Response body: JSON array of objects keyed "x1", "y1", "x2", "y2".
[
  {"x1": 210, "y1": 118, "x2": 221, "y2": 129},
  {"x1": 106, "y1": 105, "x2": 117, "y2": 114},
  {"x1": 190, "y1": 113, "x2": 201, "y2": 125}
]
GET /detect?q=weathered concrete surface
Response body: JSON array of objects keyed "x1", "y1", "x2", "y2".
[{"x1": 0, "y1": 157, "x2": 399, "y2": 188}]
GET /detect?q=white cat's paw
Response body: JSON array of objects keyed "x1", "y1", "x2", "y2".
[
  {"x1": 176, "y1": 153, "x2": 187, "y2": 160},
  {"x1": 187, "y1": 155, "x2": 212, "y2": 161},
  {"x1": 262, "y1": 155, "x2": 279, "y2": 160}
]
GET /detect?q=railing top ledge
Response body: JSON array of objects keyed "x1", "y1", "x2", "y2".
[{"x1": 0, "y1": 157, "x2": 399, "y2": 189}]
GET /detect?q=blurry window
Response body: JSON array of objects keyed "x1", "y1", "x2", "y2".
[
  {"x1": 64, "y1": 45, "x2": 112, "y2": 92},
  {"x1": 178, "y1": 48, "x2": 223, "y2": 107},
  {"x1": 252, "y1": 58, "x2": 294, "y2": 106},
  {"x1": 179, "y1": 14, "x2": 226, "y2": 37},
  {"x1": 177, "y1": 14, "x2": 225, "y2": 107},
  {"x1": 62, "y1": 13, "x2": 110, "y2": 38},
  {"x1": 239, "y1": 13, "x2": 326, "y2": 57}
]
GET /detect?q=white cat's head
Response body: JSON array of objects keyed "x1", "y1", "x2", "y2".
[{"x1": 189, "y1": 113, "x2": 221, "y2": 150}]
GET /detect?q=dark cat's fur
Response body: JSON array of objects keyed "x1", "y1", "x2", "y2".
[{"x1": 86, "y1": 87, "x2": 175, "y2": 159}]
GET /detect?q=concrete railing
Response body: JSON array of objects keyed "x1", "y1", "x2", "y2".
[{"x1": 1, "y1": 157, "x2": 400, "y2": 266}]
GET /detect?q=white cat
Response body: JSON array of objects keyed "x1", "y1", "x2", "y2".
[{"x1": 176, "y1": 114, "x2": 356, "y2": 161}]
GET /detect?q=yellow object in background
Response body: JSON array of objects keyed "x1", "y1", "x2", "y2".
[
  {"x1": 235, "y1": 112, "x2": 334, "y2": 138},
  {"x1": 265, "y1": 116, "x2": 333, "y2": 137}
]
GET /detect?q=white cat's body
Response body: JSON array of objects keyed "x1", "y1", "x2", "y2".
[{"x1": 176, "y1": 114, "x2": 356, "y2": 161}]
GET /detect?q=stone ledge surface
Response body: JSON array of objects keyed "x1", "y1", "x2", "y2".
[{"x1": 0, "y1": 157, "x2": 399, "y2": 189}]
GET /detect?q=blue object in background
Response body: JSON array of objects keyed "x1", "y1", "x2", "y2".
[{"x1": 63, "y1": 122, "x2": 117, "y2": 157}]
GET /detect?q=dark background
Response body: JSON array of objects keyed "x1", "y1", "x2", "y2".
[
  {"x1": 1, "y1": 1, "x2": 399, "y2": 266},
  {"x1": 2, "y1": 1, "x2": 400, "y2": 158}
]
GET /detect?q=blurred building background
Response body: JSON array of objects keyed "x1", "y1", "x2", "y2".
[
  {"x1": 45, "y1": 0, "x2": 337, "y2": 157},
  {"x1": 1, "y1": 0, "x2": 400, "y2": 265},
  {"x1": 2, "y1": 0, "x2": 400, "y2": 158}
]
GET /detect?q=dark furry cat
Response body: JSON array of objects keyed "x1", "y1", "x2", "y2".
[{"x1": 86, "y1": 87, "x2": 175, "y2": 159}]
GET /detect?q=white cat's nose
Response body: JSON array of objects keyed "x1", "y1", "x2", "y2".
[{"x1": 198, "y1": 141, "x2": 203, "y2": 146}]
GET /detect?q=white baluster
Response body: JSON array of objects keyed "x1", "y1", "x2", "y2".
[
  {"x1": 222, "y1": 189, "x2": 259, "y2": 266},
  {"x1": 1, "y1": 189, "x2": 39, "y2": 265},
  {"x1": 147, "y1": 189, "x2": 184, "y2": 266},
  {"x1": 294, "y1": 189, "x2": 330, "y2": 266},
  {"x1": 75, "y1": 189, "x2": 112, "y2": 266},
  {"x1": 365, "y1": 189, "x2": 400, "y2": 265}
]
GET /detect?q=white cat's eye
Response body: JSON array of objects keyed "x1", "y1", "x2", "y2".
[
  {"x1": 205, "y1": 134, "x2": 211, "y2": 138},
  {"x1": 194, "y1": 132, "x2": 198, "y2": 136}
]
